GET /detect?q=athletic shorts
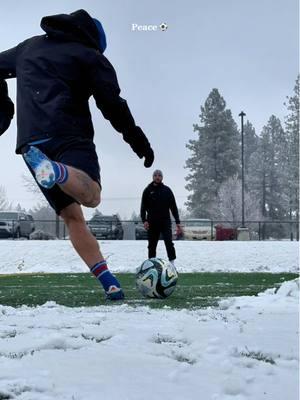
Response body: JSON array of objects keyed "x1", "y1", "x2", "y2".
[{"x1": 21, "y1": 136, "x2": 101, "y2": 215}]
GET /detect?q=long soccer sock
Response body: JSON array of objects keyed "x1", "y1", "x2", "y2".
[
  {"x1": 24, "y1": 146, "x2": 69, "y2": 188},
  {"x1": 52, "y1": 161, "x2": 69, "y2": 184},
  {"x1": 90, "y1": 260, "x2": 121, "y2": 292}
]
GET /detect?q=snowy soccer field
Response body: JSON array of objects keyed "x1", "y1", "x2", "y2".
[{"x1": 0, "y1": 240, "x2": 299, "y2": 400}]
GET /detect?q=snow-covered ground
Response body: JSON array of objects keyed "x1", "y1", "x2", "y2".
[
  {"x1": 0, "y1": 279, "x2": 298, "y2": 400},
  {"x1": 0, "y1": 240, "x2": 298, "y2": 274},
  {"x1": 0, "y1": 240, "x2": 298, "y2": 399}
]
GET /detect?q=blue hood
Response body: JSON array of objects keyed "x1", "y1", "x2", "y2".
[{"x1": 93, "y1": 18, "x2": 107, "y2": 53}]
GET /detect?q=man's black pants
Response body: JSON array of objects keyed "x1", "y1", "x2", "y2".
[{"x1": 148, "y1": 220, "x2": 176, "y2": 261}]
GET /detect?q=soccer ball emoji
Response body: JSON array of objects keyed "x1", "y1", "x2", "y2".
[{"x1": 160, "y1": 23, "x2": 168, "y2": 32}]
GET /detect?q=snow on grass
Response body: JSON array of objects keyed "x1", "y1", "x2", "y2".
[
  {"x1": 0, "y1": 279, "x2": 298, "y2": 400},
  {"x1": 0, "y1": 240, "x2": 298, "y2": 274}
]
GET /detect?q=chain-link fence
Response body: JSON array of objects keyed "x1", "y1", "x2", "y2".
[{"x1": 0, "y1": 218, "x2": 298, "y2": 241}]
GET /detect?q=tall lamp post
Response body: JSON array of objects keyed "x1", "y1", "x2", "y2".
[{"x1": 239, "y1": 111, "x2": 246, "y2": 228}]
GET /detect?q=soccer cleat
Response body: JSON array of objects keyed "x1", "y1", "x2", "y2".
[
  {"x1": 24, "y1": 146, "x2": 68, "y2": 188},
  {"x1": 105, "y1": 285, "x2": 125, "y2": 301},
  {"x1": 169, "y1": 260, "x2": 178, "y2": 274},
  {"x1": 24, "y1": 146, "x2": 56, "y2": 188},
  {"x1": 35, "y1": 160, "x2": 57, "y2": 189}
]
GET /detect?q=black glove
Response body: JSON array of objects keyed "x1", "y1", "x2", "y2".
[
  {"x1": 0, "y1": 80, "x2": 14, "y2": 136},
  {"x1": 123, "y1": 126, "x2": 154, "y2": 168}
]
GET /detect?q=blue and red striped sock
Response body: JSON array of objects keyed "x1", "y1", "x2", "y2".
[
  {"x1": 52, "y1": 162, "x2": 69, "y2": 184},
  {"x1": 90, "y1": 260, "x2": 121, "y2": 292}
]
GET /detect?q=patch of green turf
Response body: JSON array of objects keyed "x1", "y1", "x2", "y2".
[{"x1": 0, "y1": 272, "x2": 297, "y2": 309}]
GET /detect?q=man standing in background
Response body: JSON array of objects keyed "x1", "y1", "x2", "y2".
[{"x1": 140, "y1": 170, "x2": 182, "y2": 265}]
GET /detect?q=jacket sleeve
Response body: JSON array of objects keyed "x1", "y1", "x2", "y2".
[
  {"x1": 140, "y1": 189, "x2": 148, "y2": 223},
  {"x1": 90, "y1": 54, "x2": 137, "y2": 135},
  {"x1": 0, "y1": 79, "x2": 14, "y2": 136},
  {"x1": 0, "y1": 46, "x2": 17, "y2": 79},
  {"x1": 169, "y1": 189, "x2": 180, "y2": 224}
]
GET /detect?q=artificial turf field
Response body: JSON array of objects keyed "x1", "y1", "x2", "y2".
[{"x1": 0, "y1": 272, "x2": 297, "y2": 309}]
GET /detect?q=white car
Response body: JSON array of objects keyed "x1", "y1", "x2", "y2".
[
  {"x1": 181, "y1": 219, "x2": 215, "y2": 240},
  {"x1": 0, "y1": 211, "x2": 35, "y2": 239}
]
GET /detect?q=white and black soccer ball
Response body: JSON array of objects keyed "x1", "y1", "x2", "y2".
[
  {"x1": 136, "y1": 258, "x2": 178, "y2": 299},
  {"x1": 160, "y1": 23, "x2": 168, "y2": 32}
]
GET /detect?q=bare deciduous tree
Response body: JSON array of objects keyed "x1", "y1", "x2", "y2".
[
  {"x1": 22, "y1": 172, "x2": 46, "y2": 201},
  {"x1": 0, "y1": 185, "x2": 11, "y2": 211},
  {"x1": 214, "y1": 176, "x2": 262, "y2": 226}
]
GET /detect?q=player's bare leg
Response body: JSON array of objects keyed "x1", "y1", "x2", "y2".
[
  {"x1": 60, "y1": 203, "x2": 124, "y2": 300},
  {"x1": 60, "y1": 202, "x2": 103, "y2": 266},
  {"x1": 58, "y1": 166, "x2": 101, "y2": 207}
]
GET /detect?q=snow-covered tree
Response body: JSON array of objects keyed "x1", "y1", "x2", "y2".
[
  {"x1": 248, "y1": 116, "x2": 288, "y2": 221},
  {"x1": 0, "y1": 185, "x2": 11, "y2": 211},
  {"x1": 16, "y1": 203, "x2": 26, "y2": 213},
  {"x1": 29, "y1": 203, "x2": 58, "y2": 237},
  {"x1": 185, "y1": 89, "x2": 240, "y2": 217},
  {"x1": 284, "y1": 76, "x2": 299, "y2": 238},
  {"x1": 22, "y1": 172, "x2": 45, "y2": 202},
  {"x1": 130, "y1": 211, "x2": 140, "y2": 221},
  {"x1": 244, "y1": 120, "x2": 259, "y2": 178},
  {"x1": 213, "y1": 176, "x2": 262, "y2": 225}
]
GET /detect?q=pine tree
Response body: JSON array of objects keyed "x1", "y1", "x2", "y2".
[
  {"x1": 244, "y1": 121, "x2": 259, "y2": 177},
  {"x1": 284, "y1": 76, "x2": 299, "y2": 239},
  {"x1": 16, "y1": 203, "x2": 26, "y2": 213},
  {"x1": 248, "y1": 116, "x2": 289, "y2": 237},
  {"x1": 29, "y1": 203, "x2": 57, "y2": 237},
  {"x1": 248, "y1": 134, "x2": 268, "y2": 220},
  {"x1": 185, "y1": 89, "x2": 240, "y2": 217},
  {"x1": 266, "y1": 116, "x2": 288, "y2": 220},
  {"x1": 130, "y1": 211, "x2": 140, "y2": 222}
]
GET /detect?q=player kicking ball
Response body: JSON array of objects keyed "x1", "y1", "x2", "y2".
[{"x1": 0, "y1": 9, "x2": 154, "y2": 300}]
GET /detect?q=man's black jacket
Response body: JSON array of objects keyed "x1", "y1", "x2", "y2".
[
  {"x1": 0, "y1": 9, "x2": 144, "y2": 153},
  {"x1": 140, "y1": 182, "x2": 180, "y2": 225}
]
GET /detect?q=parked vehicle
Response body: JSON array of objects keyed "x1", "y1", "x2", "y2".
[
  {"x1": 180, "y1": 219, "x2": 215, "y2": 240},
  {"x1": 29, "y1": 229, "x2": 55, "y2": 240},
  {"x1": 0, "y1": 211, "x2": 35, "y2": 238},
  {"x1": 87, "y1": 214, "x2": 124, "y2": 240},
  {"x1": 26, "y1": 214, "x2": 36, "y2": 234},
  {"x1": 135, "y1": 222, "x2": 174, "y2": 240},
  {"x1": 135, "y1": 222, "x2": 148, "y2": 240}
]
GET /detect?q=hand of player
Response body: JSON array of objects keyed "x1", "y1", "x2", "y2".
[
  {"x1": 144, "y1": 221, "x2": 149, "y2": 230},
  {"x1": 123, "y1": 126, "x2": 154, "y2": 168},
  {"x1": 176, "y1": 224, "x2": 182, "y2": 235},
  {"x1": 0, "y1": 80, "x2": 14, "y2": 136}
]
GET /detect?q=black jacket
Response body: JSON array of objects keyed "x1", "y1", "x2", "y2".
[
  {"x1": 0, "y1": 9, "x2": 142, "y2": 153},
  {"x1": 141, "y1": 182, "x2": 180, "y2": 224}
]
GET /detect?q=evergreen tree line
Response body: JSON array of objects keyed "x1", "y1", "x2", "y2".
[{"x1": 185, "y1": 76, "x2": 299, "y2": 238}]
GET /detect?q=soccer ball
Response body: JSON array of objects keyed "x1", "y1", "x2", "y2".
[
  {"x1": 136, "y1": 258, "x2": 178, "y2": 298},
  {"x1": 160, "y1": 23, "x2": 168, "y2": 32}
]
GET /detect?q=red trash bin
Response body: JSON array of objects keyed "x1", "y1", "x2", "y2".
[{"x1": 215, "y1": 225, "x2": 237, "y2": 240}]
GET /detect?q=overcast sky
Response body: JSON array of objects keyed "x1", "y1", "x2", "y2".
[{"x1": 0, "y1": 0, "x2": 298, "y2": 219}]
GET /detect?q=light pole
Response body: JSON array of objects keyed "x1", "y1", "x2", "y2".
[{"x1": 239, "y1": 111, "x2": 246, "y2": 228}]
